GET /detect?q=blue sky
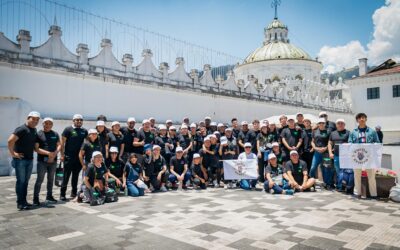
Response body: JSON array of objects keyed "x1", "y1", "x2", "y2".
[{"x1": 70, "y1": 0, "x2": 384, "y2": 59}]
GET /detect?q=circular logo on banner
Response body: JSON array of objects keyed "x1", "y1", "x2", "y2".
[
  {"x1": 234, "y1": 161, "x2": 247, "y2": 176},
  {"x1": 351, "y1": 148, "x2": 369, "y2": 165}
]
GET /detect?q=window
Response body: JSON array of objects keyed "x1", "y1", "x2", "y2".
[
  {"x1": 330, "y1": 90, "x2": 342, "y2": 100},
  {"x1": 367, "y1": 87, "x2": 380, "y2": 100},
  {"x1": 393, "y1": 85, "x2": 400, "y2": 97}
]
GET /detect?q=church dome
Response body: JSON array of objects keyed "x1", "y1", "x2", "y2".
[{"x1": 266, "y1": 18, "x2": 287, "y2": 30}]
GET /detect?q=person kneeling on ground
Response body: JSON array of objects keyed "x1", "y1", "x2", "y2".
[
  {"x1": 123, "y1": 153, "x2": 149, "y2": 197},
  {"x1": 148, "y1": 145, "x2": 168, "y2": 192},
  {"x1": 237, "y1": 143, "x2": 258, "y2": 190},
  {"x1": 169, "y1": 147, "x2": 191, "y2": 190},
  {"x1": 106, "y1": 146, "x2": 125, "y2": 193},
  {"x1": 284, "y1": 150, "x2": 315, "y2": 192},
  {"x1": 79, "y1": 151, "x2": 110, "y2": 205},
  {"x1": 264, "y1": 153, "x2": 294, "y2": 195},
  {"x1": 191, "y1": 153, "x2": 208, "y2": 189}
]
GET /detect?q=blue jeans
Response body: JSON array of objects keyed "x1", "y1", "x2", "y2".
[
  {"x1": 342, "y1": 169, "x2": 354, "y2": 191},
  {"x1": 310, "y1": 152, "x2": 323, "y2": 178},
  {"x1": 12, "y1": 159, "x2": 33, "y2": 205},
  {"x1": 322, "y1": 165, "x2": 334, "y2": 186},
  {"x1": 264, "y1": 180, "x2": 292, "y2": 194},
  {"x1": 334, "y1": 156, "x2": 342, "y2": 189},
  {"x1": 126, "y1": 182, "x2": 144, "y2": 197},
  {"x1": 239, "y1": 179, "x2": 257, "y2": 190},
  {"x1": 168, "y1": 172, "x2": 191, "y2": 184}
]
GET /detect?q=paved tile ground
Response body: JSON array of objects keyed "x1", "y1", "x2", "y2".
[{"x1": 0, "y1": 175, "x2": 399, "y2": 250}]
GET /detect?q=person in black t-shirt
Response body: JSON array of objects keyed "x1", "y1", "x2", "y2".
[
  {"x1": 83, "y1": 151, "x2": 109, "y2": 203},
  {"x1": 237, "y1": 121, "x2": 249, "y2": 153},
  {"x1": 310, "y1": 118, "x2": 332, "y2": 188},
  {"x1": 33, "y1": 117, "x2": 61, "y2": 205},
  {"x1": 106, "y1": 146, "x2": 125, "y2": 191},
  {"x1": 154, "y1": 125, "x2": 173, "y2": 164},
  {"x1": 296, "y1": 112, "x2": 305, "y2": 129},
  {"x1": 280, "y1": 118, "x2": 303, "y2": 160},
  {"x1": 121, "y1": 117, "x2": 137, "y2": 162},
  {"x1": 60, "y1": 114, "x2": 88, "y2": 201},
  {"x1": 168, "y1": 126, "x2": 179, "y2": 156},
  {"x1": 231, "y1": 118, "x2": 241, "y2": 139},
  {"x1": 123, "y1": 153, "x2": 147, "y2": 197},
  {"x1": 277, "y1": 115, "x2": 288, "y2": 135},
  {"x1": 256, "y1": 122, "x2": 269, "y2": 183},
  {"x1": 284, "y1": 150, "x2": 315, "y2": 192},
  {"x1": 133, "y1": 119, "x2": 154, "y2": 163},
  {"x1": 96, "y1": 120, "x2": 108, "y2": 157},
  {"x1": 8, "y1": 111, "x2": 40, "y2": 210},
  {"x1": 301, "y1": 118, "x2": 314, "y2": 173},
  {"x1": 79, "y1": 129, "x2": 102, "y2": 172},
  {"x1": 169, "y1": 147, "x2": 191, "y2": 190},
  {"x1": 147, "y1": 145, "x2": 168, "y2": 192},
  {"x1": 319, "y1": 111, "x2": 337, "y2": 132},
  {"x1": 264, "y1": 153, "x2": 293, "y2": 195},
  {"x1": 106, "y1": 121, "x2": 125, "y2": 159},
  {"x1": 271, "y1": 142, "x2": 286, "y2": 166},
  {"x1": 191, "y1": 154, "x2": 208, "y2": 189}
]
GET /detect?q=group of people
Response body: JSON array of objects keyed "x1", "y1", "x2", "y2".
[{"x1": 8, "y1": 110, "x2": 381, "y2": 210}]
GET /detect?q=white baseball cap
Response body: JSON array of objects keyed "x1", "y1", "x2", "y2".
[
  {"x1": 261, "y1": 123, "x2": 268, "y2": 128},
  {"x1": 28, "y1": 111, "x2": 41, "y2": 118},
  {"x1": 210, "y1": 134, "x2": 217, "y2": 139},
  {"x1": 111, "y1": 121, "x2": 120, "y2": 127},
  {"x1": 176, "y1": 146, "x2": 183, "y2": 152},
  {"x1": 193, "y1": 153, "x2": 201, "y2": 159},
  {"x1": 149, "y1": 117, "x2": 155, "y2": 121},
  {"x1": 42, "y1": 117, "x2": 53, "y2": 123},
  {"x1": 88, "y1": 128, "x2": 98, "y2": 134},
  {"x1": 268, "y1": 153, "x2": 277, "y2": 160},
  {"x1": 244, "y1": 142, "x2": 252, "y2": 148},
  {"x1": 241, "y1": 121, "x2": 248, "y2": 126},
  {"x1": 73, "y1": 114, "x2": 83, "y2": 120},
  {"x1": 190, "y1": 123, "x2": 197, "y2": 128},
  {"x1": 109, "y1": 146, "x2": 118, "y2": 153},
  {"x1": 317, "y1": 118, "x2": 326, "y2": 124},
  {"x1": 153, "y1": 145, "x2": 161, "y2": 150},
  {"x1": 166, "y1": 119, "x2": 173, "y2": 124},
  {"x1": 142, "y1": 119, "x2": 150, "y2": 124},
  {"x1": 319, "y1": 111, "x2": 327, "y2": 116},
  {"x1": 96, "y1": 120, "x2": 105, "y2": 126},
  {"x1": 336, "y1": 118, "x2": 345, "y2": 124},
  {"x1": 225, "y1": 127, "x2": 233, "y2": 132},
  {"x1": 169, "y1": 126, "x2": 176, "y2": 130},
  {"x1": 205, "y1": 116, "x2": 211, "y2": 120},
  {"x1": 210, "y1": 122, "x2": 217, "y2": 126},
  {"x1": 127, "y1": 117, "x2": 136, "y2": 123},
  {"x1": 296, "y1": 112, "x2": 304, "y2": 116},
  {"x1": 290, "y1": 150, "x2": 299, "y2": 156},
  {"x1": 217, "y1": 123, "x2": 224, "y2": 128},
  {"x1": 158, "y1": 124, "x2": 167, "y2": 130},
  {"x1": 92, "y1": 151, "x2": 102, "y2": 158},
  {"x1": 204, "y1": 136, "x2": 211, "y2": 142},
  {"x1": 272, "y1": 142, "x2": 280, "y2": 147},
  {"x1": 181, "y1": 124, "x2": 188, "y2": 129}
]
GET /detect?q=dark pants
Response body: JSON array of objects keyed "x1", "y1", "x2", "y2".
[
  {"x1": 60, "y1": 158, "x2": 82, "y2": 197},
  {"x1": 148, "y1": 173, "x2": 166, "y2": 190},
  {"x1": 258, "y1": 157, "x2": 265, "y2": 182},
  {"x1": 34, "y1": 161, "x2": 57, "y2": 199},
  {"x1": 12, "y1": 159, "x2": 33, "y2": 205},
  {"x1": 301, "y1": 151, "x2": 314, "y2": 174}
]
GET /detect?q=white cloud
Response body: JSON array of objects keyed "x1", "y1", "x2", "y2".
[{"x1": 318, "y1": 0, "x2": 400, "y2": 73}]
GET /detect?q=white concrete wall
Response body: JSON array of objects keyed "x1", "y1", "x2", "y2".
[{"x1": 347, "y1": 74, "x2": 400, "y2": 132}]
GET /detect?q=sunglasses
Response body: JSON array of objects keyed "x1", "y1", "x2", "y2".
[{"x1": 75, "y1": 119, "x2": 83, "y2": 121}]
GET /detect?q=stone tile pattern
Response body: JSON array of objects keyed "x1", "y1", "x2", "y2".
[{"x1": 0, "y1": 176, "x2": 399, "y2": 250}]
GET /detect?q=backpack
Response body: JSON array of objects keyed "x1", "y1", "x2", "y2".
[
  {"x1": 389, "y1": 184, "x2": 400, "y2": 203},
  {"x1": 90, "y1": 189, "x2": 105, "y2": 206},
  {"x1": 105, "y1": 188, "x2": 119, "y2": 203}
]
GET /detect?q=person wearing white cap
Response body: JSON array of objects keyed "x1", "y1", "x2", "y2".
[
  {"x1": 123, "y1": 153, "x2": 148, "y2": 197},
  {"x1": 219, "y1": 134, "x2": 238, "y2": 189},
  {"x1": 237, "y1": 142, "x2": 258, "y2": 190},
  {"x1": 217, "y1": 123, "x2": 226, "y2": 136},
  {"x1": 257, "y1": 121, "x2": 270, "y2": 183},
  {"x1": 148, "y1": 117, "x2": 156, "y2": 128},
  {"x1": 301, "y1": 117, "x2": 314, "y2": 174},
  {"x1": 154, "y1": 124, "x2": 173, "y2": 165},
  {"x1": 328, "y1": 118, "x2": 351, "y2": 192},
  {"x1": 264, "y1": 153, "x2": 294, "y2": 195},
  {"x1": 283, "y1": 150, "x2": 315, "y2": 192},
  {"x1": 348, "y1": 113, "x2": 380, "y2": 199},
  {"x1": 281, "y1": 117, "x2": 303, "y2": 162},
  {"x1": 319, "y1": 111, "x2": 336, "y2": 132},
  {"x1": 204, "y1": 117, "x2": 212, "y2": 134},
  {"x1": 267, "y1": 121, "x2": 279, "y2": 144},
  {"x1": 96, "y1": 120, "x2": 108, "y2": 157},
  {"x1": 178, "y1": 124, "x2": 193, "y2": 163},
  {"x1": 105, "y1": 147, "x2": 124, "y2": 192},
  {"x1": 32, "y1": 117, "x2": 61, "y2": 206},
  {"x1": 310, "y1": 118, "x2": 332, "y2": 189},
  {"x1": 238, "y1": 121, "x2": 250, "y2": 153},
  {"x1": 182, "y1": 117, "x2": 190, "y2": 126},
  {"x1": 165, "y1": 120, "x2": 173, "y2": 130},
  {"x1": 83, "y1": 151, "x2": 109, "y2": 203},
  {"x1": 191, "y1": 153, "x2": 208, "y2": 189},
  {"x1": 209, "y1": 122, "x2": 217, "y2": 134},
  {"x1": 145, "y1": 145, "x2": 168, "y2": 192},
  {"x1": 168, "y1": 126, "x2": 179, "y2": 157},
  {"x1": 271, "y1": 142, "x2": 286, "y2": 166},
  {"x1": 107, "y1": 121, "x2": 125, "y2": 160},
  {"x1": 133, "y1": 119, "x2": 155, "y2": 159},
  {"x1": 169, "y1": 147, "x2": 191, "y2": 190},
  {"x1": 248, "y1": 120, "x2": 260, "y2": 155},
  {"x1": 79, "y1": 128, "x2": 102, "y2": 174},
  {"x1": 59, "y1": 114, "x2": 88, "y2": 201},
  {"x1": 199, "y1": 136, "x2": 218, "y2": 187},
  {"x1": 120, "y1": 117, "x2": 137, "y2": 162}
]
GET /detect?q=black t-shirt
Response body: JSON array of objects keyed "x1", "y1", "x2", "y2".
[
  {"x1": 273, "y1": 150, "x2": 286, "y2": 165},
  {"x1": 329, "y1": 129, "x2": 350, "y2": 156},
  {"x1": 257, "y1": 132, "x2": 269, "y2": 149},
  {"x1": 302, "y1": 128, "x2": 313, "y2": 152},
  {"x1": 296, "y1": 123, "x2": 305, "y2": 129},
  {"x1": 232, "y1": 128, "x2": 241, "y2": 139},
  {"x1": 13, "y1": 124, "x2": 38, "y2": 160},
  {"x1": 169, "y1": 136, "x2": 179, "y2": 153},
  {"x1": 264, "y1": 163, "x2": 283, "y2": 180},
  {"x1": 62, "y1": 126, "x2": 88, "y2": 159},
  {"x1": 80, "y1": 139, "x2": 102, "y2": 164},
  {"x1": 97, "y1": 130, "x2": 108, "y2": 156},
  {"x1": 178, "y1": 134, "x2": 191, "y2": 150},
  {"x1": 134, "y1": 129, "x2": 155, "y2": 154},
  {"x1": 277, "y1": 125, "x2": 288, "y2": 135},
  {"x1": 36, "y1": 130, "x2": 59, "y2": 162},
  {"x1": 106, "y1": 158, "x2": 125, "y2": 178},
  {"x1": 170, "y1": 156, "x2": 187, "y2": 175},
  {"x1": 246, "y1": 130, "x2": 259, "y2": 153},
  {"x1": 326, "y1": 121, "x2": 337, "y2": 133},
  {"x1": 191, "y1": 163, "x2": 205, "y2": 179},
  {"x1": 280, "y1": 127, "x2": 302, "y2": 150},
  {"x1": 195, "y1": 133, "x2": 207, "y2": 152},
  {"x1": 121, "y1": 127, "x2": 137, "y2": 153},
  {"x1": 86, "y1": 163, "x2": 108, "y2": 187},
  {"x1": 284, "y1": 160, "x2": 307, "y2": 184},
  {"x1": 220, "y1": 137, "x2": 238, "y2": 160},
  {"x1": 199, "y1": 146, "x2": 218, "y2": 168},
  {"x1": 312, "y1": 129, "x2": 330, "y2": 148},
  {"x1": 267, "y1": 130, "x2": 279, "y2": 144},
  {"x1": 155, "y1": 136, "x2": 172, "y2": 155},
  {"x1": 107, "y1": 132, "x2": 124, "y2": 153},
  {"x1": 153, "y1": 156, "x2": 166, "y2": 175}
]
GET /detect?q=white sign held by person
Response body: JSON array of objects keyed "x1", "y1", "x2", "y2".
[
  {"x1": 339, "y1": 143, "x2": 383, "y2": 169},
  {"x1": 223, "y1": 159, "x2": 258, "y2": 180}
]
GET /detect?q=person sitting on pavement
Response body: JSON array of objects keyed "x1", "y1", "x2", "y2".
[
  {"x1": 169, "y1": 147, "x2": 191, "y2": 190},
  {"x1": 105, "y1": 146, "x2": 124, "y2": 193},
  {"x1": 264, "y1": 153, "x2": 294, "y2": 195},
  {"x1": 284, "y1": 150, "x2": 316, "y2": 192},
  {"x1": 123, "y1": 153, "x2": 149, "y2": 197},
  {"x1": 191, "y1": 153, "x2": 208, "y2": 190},
  {"x1": 237, "y1": 142, "x2": 258, "y2": 190}
]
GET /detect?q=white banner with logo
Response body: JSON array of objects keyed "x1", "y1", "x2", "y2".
[
  {"x1": 339, "y1": 143, "x2": 383, "y2": 169},
  {"x1": 223, "y1": 159, "x2": 258, "y2": 180}
]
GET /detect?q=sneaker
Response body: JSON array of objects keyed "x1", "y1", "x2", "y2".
[
  {"x1": 60, "y1": 196, "x2": 68, "y2": 201},
  {"x1": 25, "y1": 202, "x2": 33, "y2": 207},
  {"x1": 17, "y1": 204, "x2": 29, "y2": 211},
  {"x1": 213, "y1": 179, "x2": 218, "y2": 187},
  {"x1": 70, "y1": 193, "x2": 77, "y2": 199},
  {"x1": 46, "y1": 196, "x2": 58, "y2": 203},
  {"x1": 228, "y1": 182, "x2": 233, "y2": 189},
  {"x1": 285, "y1": 190, "x2": 294, "y2": 195},
  {"x1": 160, "y1": 186, "x2": 168, "y2": 192},
  {"x1": 182, "y1": 185, "x2": 188, "y2": 190},
  {"x1": 33, "y1": 197, "x2": 40, "y2": 206}
]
